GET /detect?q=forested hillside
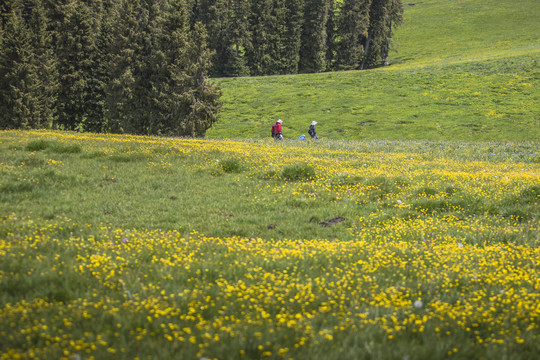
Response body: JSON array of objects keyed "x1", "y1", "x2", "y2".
[
  {"x1": 0, "y1": 0, "x2": 404, "y2": 136},
  {"x1": 0, "y1": 0, "x2": 223, "y2": 136},
  {"x1": 194, "y1": 0, "x2": 403, "y2": 76}
]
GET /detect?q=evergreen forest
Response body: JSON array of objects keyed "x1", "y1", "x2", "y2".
[{"x1": 0, "y1": 0, "x2": 403, "y2": 136}]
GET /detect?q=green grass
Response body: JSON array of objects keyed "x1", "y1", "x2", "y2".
[
  {"x1": 1, "y1": 1, "x2": 540, "y2": 358},
  {"x1": 281, "y1": 164, "x2": 316, "y2": 181},
  {"x1": 391, "y1": 0, "x2": 540, "y2": 68},
  {"x1": 2, "y1": 131, "x2": 537, "y2": 240},
  {"x1": 0, "y1": 130, "x2": 538, "y2": 359},
  {"x1": 206, "y1": 0, "x2": 540, "y2": 141}
]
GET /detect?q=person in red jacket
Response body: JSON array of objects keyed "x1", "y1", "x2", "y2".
[{"x1": 271, "y1": 119, "x2": 283, "y2": 140}]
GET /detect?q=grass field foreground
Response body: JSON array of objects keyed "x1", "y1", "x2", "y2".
[{"x1": 1, "y1": 130, "x2": 539, "y2": 359}]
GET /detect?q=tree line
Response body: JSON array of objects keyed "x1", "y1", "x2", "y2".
[
  {"x1": 197, "y1": 0, "x2": 403, "y2": 77},
  {"x1": 0, "y1": 0, "x2": 403, "y2": 136}
]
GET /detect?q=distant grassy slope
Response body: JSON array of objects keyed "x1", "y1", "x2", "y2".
[
  {"x1": 206, "y1": 0, "x2": 539, "y2": 141},
  {"x1": 390, "y1": 0, "x2": 540, "y2": 68}
]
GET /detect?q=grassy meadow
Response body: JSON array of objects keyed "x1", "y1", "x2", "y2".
[
  {"x1": 1, "y1": 0, "x2": 540, "y2": 359},
  {"x1": 0, "y1": 130, "x2": 539, "y2": 359},
  {"x1": 206, "y1": 0, "x2": 539, "y2": 141}
]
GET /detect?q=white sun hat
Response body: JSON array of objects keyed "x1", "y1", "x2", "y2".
[
  {"x1": 277, "y1": 119, "x2": 282, "y2": 123},
  {"x1": 311, "y1": 121, "x2": 317, "y2": 125}
]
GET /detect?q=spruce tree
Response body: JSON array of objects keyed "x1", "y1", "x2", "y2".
[
  {"x1": 361, "y1": 0, "x2": 402, "y2": 69},
  {"x1": 83, "y1": 0, "x2": 111, "y2": 132},
  {"x1": 227, "y1": 0, "x2": 250, "y2": 77},
  {"x1": 298, "y1": 0, "x2": 329, "y2": 73},
  {"x1": 103, "y1": 0, "x2": 136, "y2": 133},
  {"x1": 282, "y1": 0, "x2": 304, "y2": 74},
  {"x1": 55, "y1": 0, "x2": 98, "y2": 130},
  {"x1": 174, "y1": 22, "x2": 222, "y2": 136},
  {"x1": 105, "y1": 0, "x2": 220, "y2": 137},
  {"x1": 0, "y1": 1, "x2": 46, "y2": 129},
  {"x1": 156, "y1": 0, "x2": 221, "y2": 136},
  {"x1": 42, "y1": 0, "x2": 70, "y2": 51},
  {"x1": 159, "y1": 15, "x2": 221, "y2": 137},
  {"x1": 246, "y1": 0, "x2": 303, "y2": 75},
  {"x1": 245, "y1": 0, "x2": 273, "y2": 75},
  {"x1": 385, "y1": 0, "x2": 404, "y2": 61},
  {"x1": 105, "y1": 0, "x2": 168, "y2": 135},
  {"x1": 325, "y1": 0, "x2": 337, "y2": 70},
  {"x1": 335, "y1": 0, "x2": 371, "y2": 70},
  {"x1": 266, "y1": 0, "x2": 288, "y2": 74},
  {"x1": 193, "y1": 0, "x2": 236, "y2": 77},
  {"x1": 27, "y1": 0, "x2": 57, "y2": 128},
  {"x1": 205, "y1": 0, "x2": 251, "y2": 77},
  {"x1": 1, "y1": 2, "x2": 13, "y2": 28},
  {"x1": 157, "y1": 0, "x2": 192, "y2": 135}
]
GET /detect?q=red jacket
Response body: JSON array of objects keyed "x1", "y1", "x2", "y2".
[{"x1": 274, "y1": 123, "x2": 282, "y2": 134}]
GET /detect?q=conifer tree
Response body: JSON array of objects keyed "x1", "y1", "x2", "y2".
[
  {"x1": 83, "y1": 0, "x2": 111, "y2": 132},
  {"x1": 282, "y1": 0, "x2": 304, "y2": 74},
  {"x1": 202, "y1": 0, "x2": 251, "y2": 77},
  {"x1": 246, "y1": 0, "x2": 304, "y2": 75},
  {"x1": 1, "y1": 0, "x2": 406, "y2": 134},
  {"x1": 266, "y1": 0, "x2": 289, "y2": 74},
  {"x1": 227, "y1": 0, "x2": 250, "y2": 76},
  {"x1": 0, "y1": 1, "x2": 48, "y2": 129},
  {"x1": 0, "y1": 4, "x2": 35, "y2": 129},
  {"x1": 103, "y1": 0, "x2": 135, "y2": 133},
  {"x1": 105, "y1": 0, "x2": 220, "y2": 136},
  {"x1": 384, "y1": 0, "x2": 403, "y2": 60},
  {"x1": 298, "y1": 0, "x2": 329, "y2": 73},
  {"x1": 325, "y1": 0, "x2": 338, "y2": 70},
  {"x1": 335, "y1": 0, "x2": 371, "y2": 70},
  {"x1": 105, "y1": 0, "x2": 168, "y2": 134},
  {"x1": 361, "y1": 0, "x2": 402, "y2": 69},
  {"x1": 245, "y1": 0, "x2": 273, "y2": 75},
  {"x1": 1, "y1": 2, "x2": 13, "y2": 28},
  {"x1": 27, "y1": 0, "x2": 57, "y2": 128},
  {"x1": 156, "y1": 0, "x2": 221, "y2": 137},
  {"x1": 192, "y1": 0, "x2": 236, "y2": 77},
  {"x1": 55, "y1": 0, "x2": 98, "y2": 130},
  {"x1": 42, "y1": 0, "x2": 70, "y2": 49},
  {"x1": 154, "y1": 0, "x2": 189, "y2": 134},
  {"x1": 159, "y1": 7, "x2": 221, "y2": 137},
  {"x1": 174, "y1": 22, "x2": 222, "y2": 136}
]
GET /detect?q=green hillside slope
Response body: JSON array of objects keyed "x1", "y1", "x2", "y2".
[
  {"x1": 206, "y1": 0, "x2": 540, "y2": 141},
  {"x1": 391, "y1": 0, "x2": 540, "y2": 68}
]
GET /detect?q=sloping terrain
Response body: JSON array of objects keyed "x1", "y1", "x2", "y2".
[{"x1": 206, "y1": 0, "x2": 539, "y2": 141}]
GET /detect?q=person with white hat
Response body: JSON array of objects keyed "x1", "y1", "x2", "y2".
[
  {"x1": 271, "y1": 119, "x2": 283, "y2": 140},
  {"x1": 308, "y1": 121, "x2": 319, "y2": 139}
]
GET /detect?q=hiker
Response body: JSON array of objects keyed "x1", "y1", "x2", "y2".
[
  {"x1": 271, "y1": 119, "x2": 283, "y2": 140},
  {"x1": 308, "y1": 121, "x2": 319, "y2": 139}
]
